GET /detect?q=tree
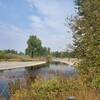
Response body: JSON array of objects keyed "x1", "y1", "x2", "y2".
[
  {"x1": 25, "y1": 35, "x2": 50, "y2": 57},
  {"x1": 51, "y1": 50, "x2": 75, "y2": 58},
  {"x1": 18, "y1": 52, "x2": 25, "y2": 55},
  {"x1": 72, "y1": 0, "x2": 100, "y2": 86},
  {"x1": 73, "y1": 0, "x2": 100, "y2": 69},
  {"x1": 40, "y1": 47, "x2": 50, "y2": 56},
  {"x1": 25, "y1": 35, "x2": 42, "y2": 57},
  {"x1": 4, "y1": 49, "x2": 18, "y2": 54}
]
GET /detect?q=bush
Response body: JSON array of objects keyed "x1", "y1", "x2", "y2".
[{"x1": 10, "y1": 76, "x2": 100, "y2": 100}]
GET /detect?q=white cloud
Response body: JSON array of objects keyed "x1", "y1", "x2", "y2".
[
  {"x1": 26, "y1": 0, "x2": 74, "y2": 51},
  {"x1": 0, "y1": 0, "x2": 75, "y2": 51},
  {"x1": 29, "y1": 15, "x2": 45, "y2": 29},
  {"x1": 0, "y1": 24, "x2": 28, "y2": 51}
]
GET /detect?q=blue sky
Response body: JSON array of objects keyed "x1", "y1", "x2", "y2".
[{"x1": 0, "y1": 0, "x2": 75, "y2": 52}]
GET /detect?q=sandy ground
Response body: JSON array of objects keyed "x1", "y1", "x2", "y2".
[
  {"x1": 0, "y1": 61, "x2": 46, "y2": 70},
  {"x1": 52, "y1": 58, "x2": 78, "y2": 65}
]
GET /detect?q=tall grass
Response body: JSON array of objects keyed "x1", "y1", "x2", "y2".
[{"x1": 9, "y1": 76, "x2": 100, "y2": 100}]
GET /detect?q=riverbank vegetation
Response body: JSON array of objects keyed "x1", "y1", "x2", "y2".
[
  {"x1": 0, "y1": 49, "x2": 50, "y2": 62},
  {"x1": 51, "y1": 50, "x2": 75, "y2": 58},
  {"x1": 10, "y1": 76, "x2": 100, "y2": 100},
  {"x1": 0, "y1": 49, "x2": 34, "y2": 61},
  {"x1": 25, "y1": 35, "x2": 51, "y2": 58},
  {"x1": 71, "y1": 0, "x2": 100, "y2": 89},
  {"x1": 0, "y1": 0, "x2": 100, "y2": 100},
  {"x1": 0, "y1": 35, "x2": 51, "y2": 61},
  {"x1": 10, "y1": 0, "x2": 100, "y2": 100}
]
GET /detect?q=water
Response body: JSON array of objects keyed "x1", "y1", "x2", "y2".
[{"x1": 0, "y1": 63, "x2": 77, "y2": 99}]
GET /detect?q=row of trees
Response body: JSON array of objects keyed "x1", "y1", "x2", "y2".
[
  {"x1": 0, "y1": 49, "x2": 18, "y2": 54},
  {"x1": 51, "y1": 51, "x2": 75, "y2": 58},
  {"x1": 0, "y1": 49, "x2": 25, "y2": 60},
  {"x1": 1, "y1": 35, "x2": 74, "y2": 59},
  {"x1": 0, "y1": 35, "x2": 75, "y2": 59},
  {"x1": 25, "y1": 35, "x2": 76, "y2": 58}
]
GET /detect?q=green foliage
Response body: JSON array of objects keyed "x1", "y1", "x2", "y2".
[
  {"x1": 25, "y1": 35, "x2": 42, "y2": 57},
  {"x1": 18, "y1": 52, "x2": 25, "y2": 55},
  {"x1": 0, "y1": 49, "x2": 31, "y2": 61},
  {"x1": 4, "y1": 49, "x2": 18, "y2": 54},
  {"x1": 74, "y1": 0, "x2": 84, "y2": 15},
  {"x1": 40, "y1": 47, "x2": 50, "y2": 57},
  {"x1": 72, "y1": 0, "x2": 100, "y2": 88},
  {"x1": 0, "y1": 49, "x2": 18, "y2": 60},
  {"x1": 0, "y1": 50, "x2": 5, "y2": 59},
  {"x1": 52, "y1": 51, "x2": 75, "y2": 58},
  {"x1": 73, "y1": 0, "x2": 100, "y2": 67},
  {"x1": 25, "y1": 35, "x2": 50, "y2": 58},
  {"x1": 91, "y1": 74, "x2": 100, "y2": 89},
  {"x1": 12, "y1": 77, "x2": 100, "y2": 100},
  {"x1": 12, "y1": 77, "x2": 83, "y2": 100}
]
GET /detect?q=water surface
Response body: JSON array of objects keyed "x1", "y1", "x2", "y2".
[{"x1": 0, "y1": 63, "x2": 77, "y2": 99}]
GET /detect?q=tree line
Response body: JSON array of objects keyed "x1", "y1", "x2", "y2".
[
  {"x1": 51, "y1": 51, "x2": 75, "y2": 58},
  {"x1": 0, "y1": 35, "x2": 75, "y2": 60}
]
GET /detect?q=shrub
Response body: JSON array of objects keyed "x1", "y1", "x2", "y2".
[{"x1": 10, "y1": 76, "x2": 100, "y2": 100}]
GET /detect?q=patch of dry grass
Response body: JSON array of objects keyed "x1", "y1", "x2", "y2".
[{"x1": 9, "y1": 76, "x2": 100, "y2": 100}]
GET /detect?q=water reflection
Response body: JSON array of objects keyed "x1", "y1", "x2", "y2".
[{"x1": 0, "y1": 63, "x2": 78, "y2": 99}]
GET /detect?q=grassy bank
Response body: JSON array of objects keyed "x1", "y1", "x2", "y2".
[
  {"x1": 0, "y1": 54, "x2": 33, "y2": 62},
  {"x1": 0, "y1": 54, "x2": 49, "y2": 62},
  {"x1": 9, "y1": 76, "x2": 100, "y2": 100}
]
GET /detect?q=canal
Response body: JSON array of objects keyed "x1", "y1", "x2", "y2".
[{"x1": 0, "y1": 62, "x2": 77, "y2": 99}]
